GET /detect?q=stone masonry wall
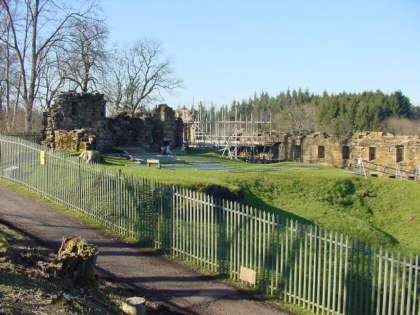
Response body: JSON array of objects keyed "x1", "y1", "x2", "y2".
[
  {"x1": 42, "y1": 92, "x2": 183, "y2": 152},
  {"x1": 283, "y1": 131, "x2": 420, "y2": 176},
  {"x1": 42, "y1": 92, "x2": 106, "y2": 151}
]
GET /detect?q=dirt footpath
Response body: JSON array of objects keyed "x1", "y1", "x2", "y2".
[{"x1": 0, "y1": 184, "x2": 289, "y2": 315}]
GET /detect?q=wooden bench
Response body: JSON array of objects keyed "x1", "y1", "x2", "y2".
[{"x1": 146, "y1": 159, "x2": 161, "y2": 168}]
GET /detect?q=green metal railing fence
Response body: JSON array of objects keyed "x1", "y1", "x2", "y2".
[
  {"x1": 0, "y1": 131, "x2": 43, "y2": 144},
  {"x1": 0, "y1": 134, "x2": 418, "y2": 315}
]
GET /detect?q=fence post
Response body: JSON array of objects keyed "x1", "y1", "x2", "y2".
[
  {"x1": 45, "y1": 151, "x2": 49, "y2": 197},
  {"x1": 0, "y1": 137, "x2": 2, "y2": 177},
  {"x1": 78, "y1": 157, "x2": 82, "y2": 207}
]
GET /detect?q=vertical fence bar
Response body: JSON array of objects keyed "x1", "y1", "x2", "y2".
[
  {"x1": 332, "y1": 232, "x2": 338, "y2": 314},
  {"x1": 401, "y1": 255, "x2": 407, "y2": 315},
  {"x1": 406, "y1": 255, "x2": 414, "y2": 315},
  {"x1": 377, "y1": 247, "x2": 383, "y2": 315},
  {"x1": 412, "y1": 254, "x2": 419, "y2": 315},
  {"x1": 337, "y1": 233, "x2": 343, "y2": 314},
  {"x1": 312, "y1": 226, "x2": 318, "y2": 313},
  {"x1": 298, "y1": 224, "x2": 303, "y2": 306},
  {"x1": 382, "y1": 249, "x2": 389, "y2": 315},
  {"x1": 316, "y1": 227, "x2": 322, "y2": 313},
  {"x1": 308, "y1": 226, "x2": 313, "y2": 311},
  {"x1": 388, "y1": 251, "x2": 395, "y2": 315},
  {"x1": 394, "y1": 252, "x2": 400, "y2": 315}
]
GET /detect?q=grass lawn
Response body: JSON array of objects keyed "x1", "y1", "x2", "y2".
[{"x1": 101, "y1": 150, "x2": 420, "y2": 254}]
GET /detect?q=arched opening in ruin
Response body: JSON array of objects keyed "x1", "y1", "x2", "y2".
[
  {"x1": 318, "y1": 146, "x2": 325, "y2": 158},
  {"x1": 396, "y1": 145, "x2": 404, "y2": 162},
  {"x1": 369, "y1": 147, "x2": 376, "y2": 161},
  {"x1": 295, "y1": 145, "x2": 302, "y2": 160},
  {"x1": 342, "y1": 146, "x2": 350, "y2": 160}
]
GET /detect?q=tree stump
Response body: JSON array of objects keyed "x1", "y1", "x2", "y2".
[
  {"x1": 0, "y1": 232, "x2": 9, "y2": 254},
  {"x1": 57, "y1": 237, "x2": 98, "y2": 287}
]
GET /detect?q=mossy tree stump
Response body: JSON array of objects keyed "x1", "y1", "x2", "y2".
[
  {"x1": 0, "y1": 232, "x2": 9, "y2": 254},
  {"x1": 57, "y1": 237, "x2": 98, "y2": 287}
]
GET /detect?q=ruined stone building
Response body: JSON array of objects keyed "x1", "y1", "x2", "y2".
[
  {"x1": 42, "y1": 92, "x2": 183, "y2": 152},
  {"x1": 175, "y1": 108, "x2": 196, "y2": 144},
  {"x1": 180, "y1": 112, "x2": 420, "y2": 178},
  {"x1": 244, "y1": 131, "x2": 420, "y2": 178},
  {"x1": 284, "y1": 132, "x2": 420, "y2": 178}
]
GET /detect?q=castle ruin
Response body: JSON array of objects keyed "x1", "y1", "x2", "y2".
[
  {"x1": 178, "y1": 109, "x2": 420, "y2": 179},
  {"x1": 42, "y1": 92, "x2": 183, "y2": 152}
]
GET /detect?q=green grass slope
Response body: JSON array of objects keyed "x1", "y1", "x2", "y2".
[{"x1": 102, "y1": 151, "x2": 420, "y2": 254}]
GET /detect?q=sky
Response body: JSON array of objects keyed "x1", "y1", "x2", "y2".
[{"x1": 102, "y1": 0, "x2": 420, "y2": 107}]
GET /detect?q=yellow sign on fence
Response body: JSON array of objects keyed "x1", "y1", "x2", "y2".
[
  {"x1": 40, "y1": 151, "x2": 45, "y2": 165},
  {"x1": 240, "y1": 266, "x2": 256, "y2": 285}
]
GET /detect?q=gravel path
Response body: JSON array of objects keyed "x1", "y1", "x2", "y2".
[{"x1": 0, "y1": 184, "x2": 288, "y2": 315}]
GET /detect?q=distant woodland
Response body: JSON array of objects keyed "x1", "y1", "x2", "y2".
[{"x1": 192, "y1": 89, "x2": 420, "y2": 136}]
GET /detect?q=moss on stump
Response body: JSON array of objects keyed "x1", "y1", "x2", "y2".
[
  {"x1": 57, "y1": 237, "x2": 98, "y2": 287},
  {"x1": 0, "y1": 232, "x2": 9, "y2": 254}
]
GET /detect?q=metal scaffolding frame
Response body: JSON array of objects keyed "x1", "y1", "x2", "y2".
[{"x1": 185, "y1": 108, "x2": 273, "y2": 159}]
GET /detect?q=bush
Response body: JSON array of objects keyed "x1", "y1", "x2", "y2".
[
  {"x1": 323, "y1": 178, "x2": 356, "y2": 206},
  {"x1": 192, "y1": 183, "x2": 244, "y2": 202}
]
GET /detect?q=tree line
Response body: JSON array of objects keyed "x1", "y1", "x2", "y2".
[
  {"x1": 189, "y1": 89, "x2": 419, "y2": 135},
  {"x1": 0, "y1": 0, "x2": 181, "y2": 132}
]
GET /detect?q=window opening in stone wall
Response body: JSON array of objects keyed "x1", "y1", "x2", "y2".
[
  {"x1": 342, "y1": 146, "x2": 350, "y2": 159},
  {"x1": 369, "y1": 147, "x2": 376, "y2": 161},
  {"x1": 396, "y1": 146, "x2": 404, "y2": 162},
  {"x1": 318, "y1": 146, "x2": 325, "y2": 158},
  {"x1": 295, "y1": 145, "x2": 301, "y2": 160}
]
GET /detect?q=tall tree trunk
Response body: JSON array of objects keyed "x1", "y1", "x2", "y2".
[
  {"x1": 12, "y1": 91, "x2": 20, "y2": 131},
  {"x1": 0, "y1": 89, "x2": 3, "y2": 130},
  {"x1": 24, "y1": 102, "x2": 33, "y2": 131},
  {"x1": 82, "y1": 68, "x2": 89, "y2": 92},
  {"x1": 25, "y1": 0, "x2": 40, "y2": 132},
  {"x1": 4, "y1": 21, "x2": 11, "y2": 131}
]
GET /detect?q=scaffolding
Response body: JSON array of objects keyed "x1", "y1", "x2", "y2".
[{"x1": 185, "y1": 108, "x2": 273, "y2": 159}]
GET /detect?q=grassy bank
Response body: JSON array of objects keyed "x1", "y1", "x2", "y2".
[{"x1": 102, "y1": 151, "x2": 420, "y2": 254}]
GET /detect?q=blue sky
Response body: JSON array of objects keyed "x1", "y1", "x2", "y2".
[{"x1": 102, "y1": 0, "x2": 420, "y2": 107}]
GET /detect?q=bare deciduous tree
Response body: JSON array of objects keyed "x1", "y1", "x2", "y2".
[
  {"x1": 38, "y1": 48, "x2": 67, "y2": 110},
  {"x1": 0, "y1": 12, "x2": 22, "y2": 131},
  {"x1": 104, "y1": 40, "x2": 182, "y2": 116},
  {"x1": 0, "y1": 0, "x2": 95, "y2": 131},
  {"x1": 279, "y1": 103, "x2": 319, "y2": 132},
  {"x1": 382, "y1": 117, "x2": 420, "y2": 136},
  {"x1": 63, "y1": 17, "x2": 108, "y2": 93}
]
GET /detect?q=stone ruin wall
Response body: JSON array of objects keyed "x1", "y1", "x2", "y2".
[
  {"x1": 42, "y1": 92, "x2": 184, "y2": 152},
  {"x1": 42, "y1": 92, "x2": 106, "y2": 151},
  {"x1": 275, "y1": 132, "x2": 420, "y2": 177},
  {"x1": 175, "y1": 108, "x2": 196, "y2": 144}
]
